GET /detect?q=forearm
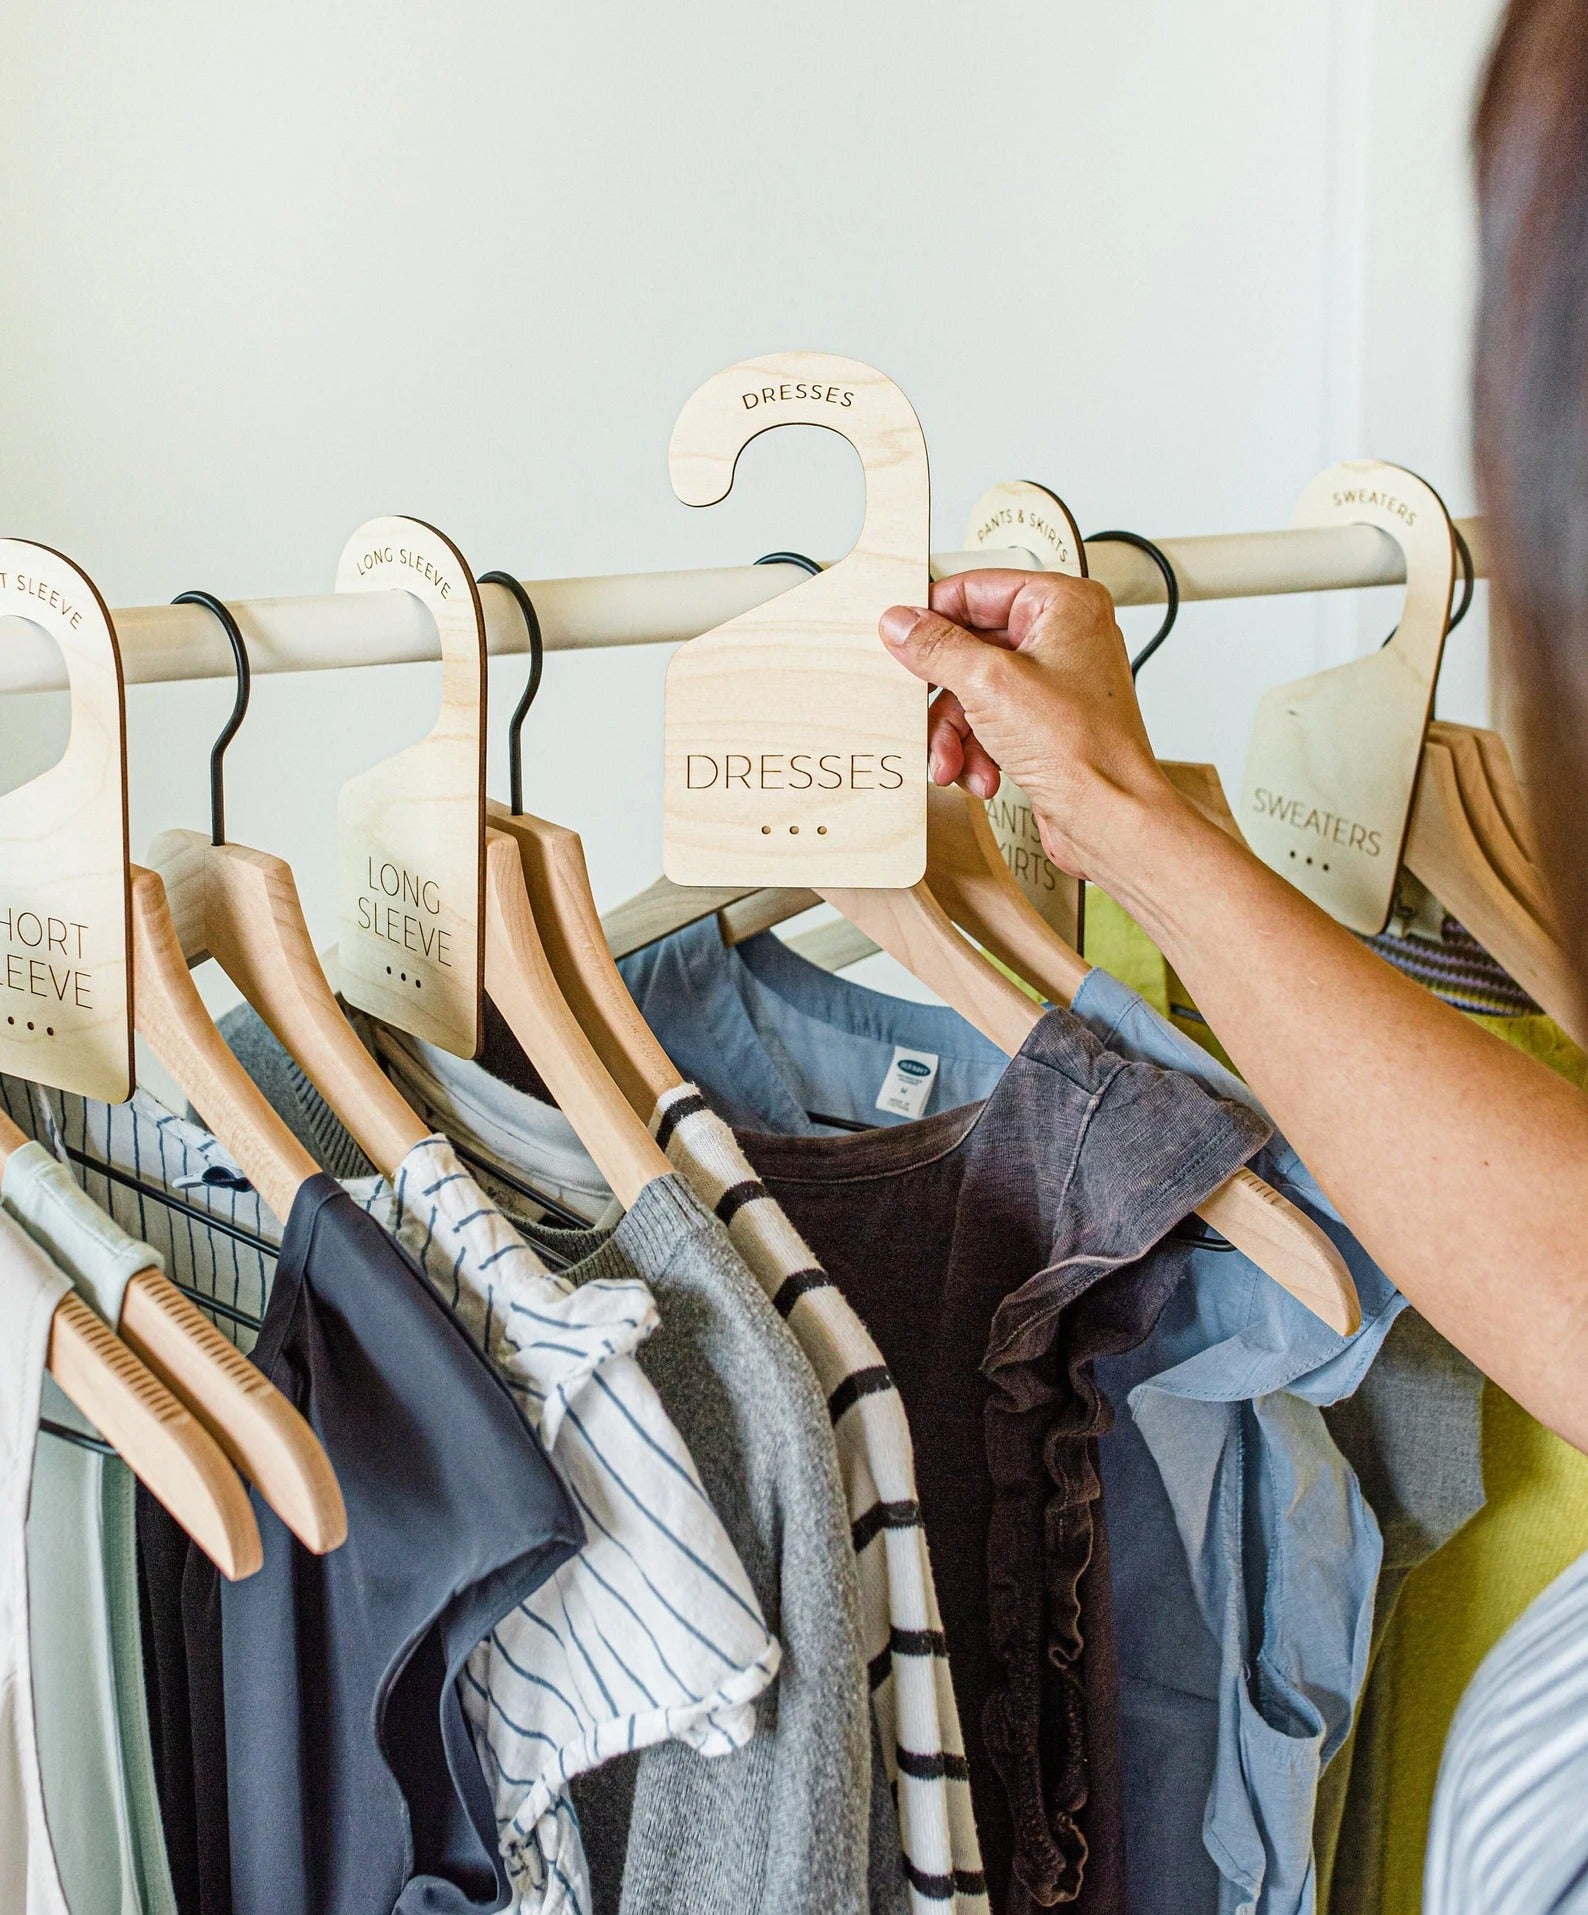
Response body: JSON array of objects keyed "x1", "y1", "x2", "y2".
[{"x1": 1100, "y1": 790, "x2": 1588, "y2": 1447}]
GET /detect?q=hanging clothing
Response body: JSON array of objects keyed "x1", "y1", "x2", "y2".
[
  {"x1": 0, "y1": 1203, "x2": 73, "y2": 1915},
  {"x1": 645, "y1": 1082, "x2": 988, "y2": 1915},
  {"x1": 5, "y1": 1140, "x2": 179, "y2": 1915},
  {"x1": 213, "y1": 1007, "x2": 889, "y2": 1915},
  {"x1": 0, "y1": 1075, "x2": 586, "y2": 1915},
  {"x1": 381, "y1": 999, "x2": 989, "y2": 1913},
  {"x1": 1069, "y1": 965, "x2": 1408, "y2": 1915},
  {"x1": 1421, "y1": 1548, "x2": 1588, "y2": 1914},
  {"x1": 1075, "y1": 895, "x2": 1588, "y2": 1914},
  {"x1": 1360, "y1": 913, "x2": 1541, "y2": 1018},
  {"x1": 347, "y1": 1133, "x2": 780, "y2": 1915},
  {"x1": 733, "y1": 1013, "x2": 1268, "y2": 1914},
  {"x1": 619, "y1": 914, "x2": 1009, "y2": 1133},
  {"x1": 223, "y1": 992, "x2": 988, "y2": 1915}
]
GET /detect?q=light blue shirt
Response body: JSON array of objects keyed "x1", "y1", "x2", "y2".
[
  {"x1": 1071, "y1": 965, "x2": 1403, "y2": 1915},
  {"x1": 618, "y1": 916, "x2": 1009, "y2": 1133}
]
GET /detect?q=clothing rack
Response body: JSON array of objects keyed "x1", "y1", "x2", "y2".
[{"x1": 0, "y1": 515, "x2": 1488, "y2": 695}]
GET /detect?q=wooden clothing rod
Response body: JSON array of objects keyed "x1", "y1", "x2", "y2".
[{"x1": 0, "y1": 516, "x2": 1487, "y2": 696}]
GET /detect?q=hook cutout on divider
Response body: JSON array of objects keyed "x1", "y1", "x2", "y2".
[
  {"x1": 0, "y1": 541, "x2": 133, "y2": 1102},
  {"x1": 334, "y1": 516, "x2": 487, "y2": 1059},
  {"x1": 1239, "y1": 460, "x2": 1458, "y2": 935},
  {"x1": 662, "y1": 351, "x2": 930, "y2": 889}
]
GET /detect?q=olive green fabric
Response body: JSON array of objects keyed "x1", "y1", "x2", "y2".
[{"x1": 1078, "y1": 889, "x2": 1238, "y2": 1073}]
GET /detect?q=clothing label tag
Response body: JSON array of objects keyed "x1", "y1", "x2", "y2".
[{"x1": 874, "y1": 1046, "x2": 940, "y2": 1121}]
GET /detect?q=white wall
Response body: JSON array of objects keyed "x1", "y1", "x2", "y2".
[{"x1": 0, "y1": 0, "x2": 1503, "y2": 1013}]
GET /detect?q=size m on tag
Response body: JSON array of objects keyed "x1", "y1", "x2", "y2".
[{"x1": 875, "y1": 1046, "x2": 939, "y2": 1121}]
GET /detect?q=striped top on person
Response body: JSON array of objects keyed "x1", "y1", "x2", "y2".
[{"x1": 1423, "y1": 1548, "x2": 1588, "y2": 1915}]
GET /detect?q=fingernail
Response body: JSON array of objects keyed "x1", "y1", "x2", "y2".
[
  {"x1": 967, "y1": 770, "x2": 993, "y2": 798},
  {"x1": 929, "y1": 750, "x2": 949, "y2": 784},
  {"x1": 880, "y1": 605, "x2": 929, "y2": 646}
]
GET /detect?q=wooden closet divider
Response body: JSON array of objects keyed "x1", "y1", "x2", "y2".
[
  {"x1": 0, "y1": 541, "x2": 133, "y2": 1102},
  {"x1": 335, "y1": 518, "x2": 487, "y2": 1059},
  {"x1": 663, "y1": 352, "x2": 928, "y2": 887},
  {"x1": 960, "y1": 481, "x2": 1086, "y2": 946},
  {"x1": 1240, "y1": 463, "x2": 1458, "y2": 935}
]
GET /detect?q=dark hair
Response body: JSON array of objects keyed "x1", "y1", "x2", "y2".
[{"x1": 1475, "y1": 0, "x2": 1588, "y2": 1007}]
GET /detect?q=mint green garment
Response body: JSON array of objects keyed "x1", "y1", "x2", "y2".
[{"x1": 5, "y1": 1141, "x2": 178, "y2": 1915}]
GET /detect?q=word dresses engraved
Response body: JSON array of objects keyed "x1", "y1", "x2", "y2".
[{"x1": 663, "y1": 352, "x2": 928, "y2": 887}]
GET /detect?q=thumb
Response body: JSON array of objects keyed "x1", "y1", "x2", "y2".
[{"x1": 879, "y1": 604, "x2": 1002, "y2": 696}]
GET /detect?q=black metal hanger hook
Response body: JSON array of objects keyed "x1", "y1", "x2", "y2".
[
  {"x1": 755, "y1": 550, "x2": 823, "y2": 576},
  {"x1": 1377, "y1": 524, "x2": 1475, "y2": 649},
  {"x1": 478, "y1": 572, "x2": 544, "y2": 817},
  {"x1": 1083, "y1": 530, "x2": 1181, "y2": 678},
  {"x1": 172, "y1": 590, "x2": 251, "y2": 846}
]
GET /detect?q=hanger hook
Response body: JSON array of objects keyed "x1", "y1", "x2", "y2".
[
  {"x1": 754, "y1": 550, "x2": 823, "y2": 576},
  {"x1": 1377, "y1": 523, "x2": 1475, "y2": 649},
  {"x1": 1083, "y1": 530, "x2": 1181, "y2": 678},
  {"x1": 173, "y1": 590, "x2": 252, "y2": 846},
  {"x1": 1447, "y1": 524, "x2": 1475, "y2": 632},
  {"x1": 478, "y1": 571, "x2": 544, "y2": 817}
]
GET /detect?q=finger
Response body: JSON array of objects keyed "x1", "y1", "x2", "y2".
[
  {"x1": 958, "y1": 730, "x2": 1001, "y2": 800},
  {"x1": 927, "y1": 691, "x2": 970, "y2": 785},
  {"x1": 880, "y1": 605, "x2": 1009, "y2": 696},
  {"x1": 927, "y1": 569, "x2": 1030, "y2": 641}
]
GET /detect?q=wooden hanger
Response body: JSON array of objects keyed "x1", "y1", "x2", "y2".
[
  {"x1": 476, "y1": 571, "x2": 682, "y2": 1123},
  {"x1": 1450, "y1": 721, "x2": 1538, "y2": 856},
  {"x1": 0, "y1": 1105, "x2": 262, "y2": 1578},
  {"x1": 342, "y1": 532, "x2": 672, "y2": 1208},
  {"x1": 1401, "y1": 743, "x2": 1583, "y2": 1038},
  {"x1": 663, "y1": 351, "x2": 929, "y2": 888},
  {"x1": 858, "y1": 786, "x2": 1361, "y2": 1333},
  {"x1": 485, "y1": 833, "x2": 674, "y2": 1206},
  {"x1": 1426, "y1": 721, "x2": 1549, "y2": 920},
  {"x1": 0, "y1": 540, "x2": 343, "y2": 1555},
  {"x1": 149, "y1": 591, "x2": 430, "y2": 1178}
]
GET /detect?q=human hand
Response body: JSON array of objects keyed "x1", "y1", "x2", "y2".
[{"x1": 879, "y1": 569, "x2": 1179, "y2": 882}]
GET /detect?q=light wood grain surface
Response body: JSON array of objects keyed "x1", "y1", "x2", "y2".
[
  {"x1": 0, "y1": 541, "x2": 133, "y2": 1101},
  {"x1": 961, "y1": 482, "x2": 1084, "y2": 947},
  {"x1": 335, "y1": 517, "x2": 486, "y2": 1058},
  {"x1": 1240, "y1": 462, "x2": 1457, "y2": 935},
  {"x1": 663, "y1": 353, "x2": 928, "y2": 887}
]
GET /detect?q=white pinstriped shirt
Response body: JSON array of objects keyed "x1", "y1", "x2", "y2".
[{"x1": 0, "y1": 1074, "x2": 778, "y2": 1915}]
